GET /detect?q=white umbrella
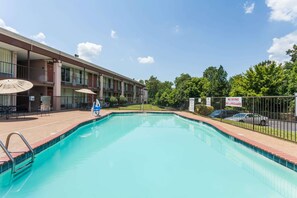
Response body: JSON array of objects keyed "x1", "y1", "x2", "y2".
[
  {"x1": 0, "y1": 79, "x2": 33, "y2": 94},
  {"x1": 75, "y1": 88, "x2": 96, "y2": 95}
]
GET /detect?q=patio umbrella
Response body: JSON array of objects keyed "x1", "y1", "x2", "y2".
[
  {"x1": 75, "y1": 88, "x2": 96, "y2": 95},
  {"x1": 0, "y1": 79, "x2": 33, "y2": 94},
  {"x1": 75, "y1": 89, "x2": 96, "y2": 109}
]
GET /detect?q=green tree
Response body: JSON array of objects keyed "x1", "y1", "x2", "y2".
[
  {"x1": 286, "y1": 44, "x2": 297, "y2": 63},
  {"x1": 286, "y1": 63, "x2": 297, "y2": 94},
  {"x1": 174, "y1": 73, "x2": 191, "y2": 88},
  {"x1": 235, "y1": 61, "x2": 285, "y2": 96},
  {"x1": 203, "y1": 65, "x2": 229, "y2": 96},
  {"x1": 229, "y1": 74, "x2": 247, "y2": 96},
  {"x1": 184, "y1": 77, "x2": 209, "y2": 98},
  {"x1": 145, "y1": 76, "x2": 161, "y2": 103},
  {"x1": 284, "y1": 45, "x2": 297, "y2": 95},
  {"x1": 138, "y1": 79, "x2": 145, "y2": 84}
]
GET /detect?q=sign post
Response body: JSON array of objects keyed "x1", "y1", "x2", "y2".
[
  {"x1": 189, "y1": 98, "x2": 195, "y2": 112},
  {"x1": 206, "y1": 97, "x2": 211, "y2": 106}
]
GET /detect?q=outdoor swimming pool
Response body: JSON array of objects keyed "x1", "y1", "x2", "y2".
[{"x1": 0, "y1": 113, "x2": 297, "y2": 197}]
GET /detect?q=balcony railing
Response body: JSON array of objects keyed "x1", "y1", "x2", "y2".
[
  {"x1": 62, "y1": 77, "x2": 99, "y2": 88},
  {"x1": 0, "y1": 61, "x2": 51, "y2": 84}
]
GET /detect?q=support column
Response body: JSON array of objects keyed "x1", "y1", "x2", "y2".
[
  {"x1": 12, "y1": 52, "x2": 17, "y2": 106},
  {"x1": 12, "y1": 52, "x2": 17, "y2": 77},
  {"x1": 53, "y1": 60, "x2": 62, "y2": 111},
  {"x1": 133, "y1": 85, "x2": 136, "y2": 103},
  {"x1": 121, "y1": 81, "x2": 125, "y2": 96},
  {"x1": 27, "y1": 50, "x2": 31, "y2": 112},
  {"x1": 100, "y1": 75, "x2": 104, "y2": 99},
  {"x1": 83, "y1": 68, "x2": 86, "y2": 86}
]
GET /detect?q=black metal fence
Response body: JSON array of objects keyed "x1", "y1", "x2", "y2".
[
  {"x1": 191, "y1": 96, "x2": 297, "y2": 142},
  {"x1": 0, "y1": 94, "x2": 145, "y2": 119}
]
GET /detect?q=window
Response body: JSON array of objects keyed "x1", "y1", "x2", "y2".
[
  {"x1": 0, "y1": 48, "x2": 12, "y2": 76},
  {"x1": 61, "y1": 67, "x2": 70, "y2": 82}
]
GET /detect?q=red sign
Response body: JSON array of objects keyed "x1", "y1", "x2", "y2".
[{"x1": 225, "y1": 97, "x2": 242, "y2": 107}]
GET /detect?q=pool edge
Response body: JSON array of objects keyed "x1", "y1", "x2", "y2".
[
  {"x1": 1, "y1": 111, "x2": 297, "y2": 174},
  {"x1": 174, "y1": 112, "x2": 297, "y2": 173}
]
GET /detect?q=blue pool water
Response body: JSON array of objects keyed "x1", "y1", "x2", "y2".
[{"x1": 1, "y1": 113, "x2": 297, "y2": 198}]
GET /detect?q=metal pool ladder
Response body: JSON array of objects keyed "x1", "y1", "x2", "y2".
[{"x1": 0, "y1": 132, "x2": 35, "y2": 177}]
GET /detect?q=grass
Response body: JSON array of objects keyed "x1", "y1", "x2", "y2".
[
  {"x1": 108, "y1": 104, "x2": 165, "y2": 111},
  {"x1": 214, "y1": 118, "x2": 297, "y2": 143}
]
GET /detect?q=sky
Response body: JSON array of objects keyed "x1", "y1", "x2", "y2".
[{"x1": 0, "y1": 0, "x2": 297, "y2": 82}]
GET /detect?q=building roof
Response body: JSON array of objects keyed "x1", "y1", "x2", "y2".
[{"x1": 0, "y1": 27, "x2": 145, "y2": 87}]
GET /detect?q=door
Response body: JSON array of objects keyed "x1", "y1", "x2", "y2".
[
  {"x1": 114, "y1": 80, "x2": 117, "y2": 92},
  {"x1": 47, "y1": 63, "x2": 54, "y2": 82}
]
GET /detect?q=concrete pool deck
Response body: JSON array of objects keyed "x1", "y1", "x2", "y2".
[{"x1": 1, "y1": 110, "x2": 297, "y2": 167}]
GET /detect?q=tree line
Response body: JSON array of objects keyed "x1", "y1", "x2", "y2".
[{"x1": 142, "y1": 45, "x2": 297, "y2": 107}]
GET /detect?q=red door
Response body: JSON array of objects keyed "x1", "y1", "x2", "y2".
[
  {"x1": 114, "y1": 80, "x2": 117, "y2": 92},
  {"x1": 47, "y1": 64, "x2": 53, "y2": 82}
]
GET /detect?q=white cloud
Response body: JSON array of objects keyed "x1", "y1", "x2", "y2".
[
  {"x1": 267, "y1": 31, "x2": 297, "y2": 62},
  {"x1": 266, "y1": 0, "x2": 297, "y2": 23},
  {"x1": 77, "y1": 42, "x2": 102, "y2": 62},
  {"x1": 137, "y1": 56, "x2": 155, "y2": 64},
  {"x1": 244, "y1": 2, "x2": 255, "y2": 14},
  {"x1": 31, "y1": 32, "x2": 47, "y2": 44},
  {"x1": 0, "y1": 18, "x2": 18, "y2": 33},
  {"x1": 111, "y1": 30, "x2": 118, "y2": 39}
]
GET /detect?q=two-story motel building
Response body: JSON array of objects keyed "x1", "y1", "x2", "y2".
[{"x1": 0, "y1": 28, "x2": 145, "y2": 111}]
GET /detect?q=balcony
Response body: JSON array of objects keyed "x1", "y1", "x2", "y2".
[
  {"x1": 103, "y1": 87, "x2": 114, "y2": 92},
  {"x1": 62, "y1": 77, "x2": 88, "y2": 88},
  {"x1": 114, "y1": 89, "x2": 122, "y2": 93},
  {"x1": 0, "y1": 61, "x2": 52, "y2": 85}
]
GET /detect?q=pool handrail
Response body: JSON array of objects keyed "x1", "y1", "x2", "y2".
[
  {"x1": 0, "y1": 140, "x2": 15, "y2": 173},
  {"x1": 4, "y1": 132, "x2": 35, "y2": 175}
]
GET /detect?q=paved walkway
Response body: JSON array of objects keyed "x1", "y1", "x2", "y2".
[
  {"x1": 0, "y1": 110, "x2": 110, "y2": 158},
  {"x1": 1, "y1": 110, "x2": 297, "y2": 165}
]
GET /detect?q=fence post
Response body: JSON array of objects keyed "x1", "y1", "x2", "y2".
[
  {"x1": 252, "y1": 97, "x2": 255, "y2": 131},
  {"x1": 220, "y1": 97, "x2": 223, "y2": 122}
]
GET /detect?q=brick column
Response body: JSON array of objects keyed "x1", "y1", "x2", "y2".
[
  {"x1": 121, "y1": 81, "x2": 125, "y2": 96},
  {"x1": 100, "y1": 75, "x2": 104, "y2": 99},
  {"x1": 53, "y1": 61, "x2": 62, "y2": 111},
  {"x1": 133, "y1": 85, "x2": 136, "y2": 103}
]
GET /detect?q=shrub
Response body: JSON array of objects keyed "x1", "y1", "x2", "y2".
[
  {"x1": 195, "y1": 104, "x2": 214, "y2": 116},
  {"x1": 109, "y1": 96, "x2": 118, "y2": 107},
  {"x1": 105, "y1": 97, "x2": 110, "y2": 102},
  {"x1": 119, "y1": 95, "x2": 128, "y2": 105}
]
